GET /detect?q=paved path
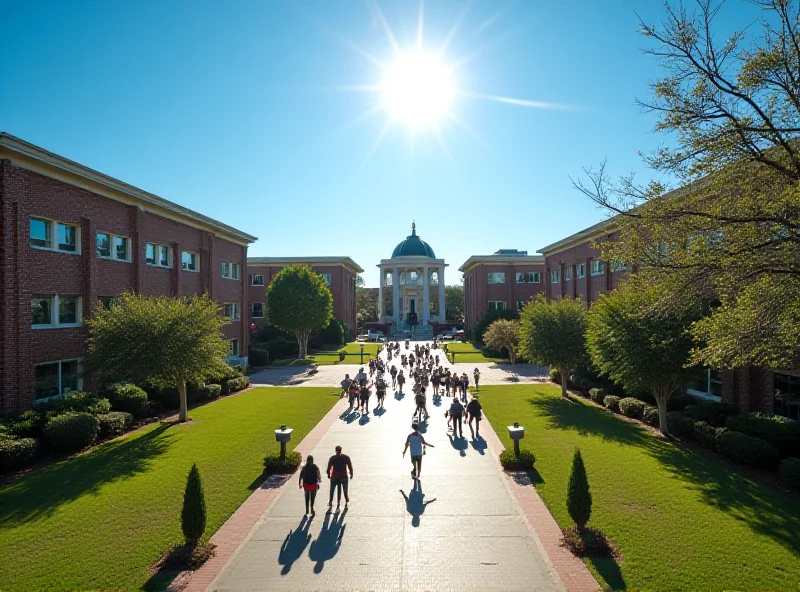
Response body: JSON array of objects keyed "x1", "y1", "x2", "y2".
[{"x1": 201, "y1": 344, "x2": 585, "y2": 592}]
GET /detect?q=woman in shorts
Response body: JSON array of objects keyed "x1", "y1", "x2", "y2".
[{"x1": 299, "y1": 455, "x2": 321, "y2": 516}]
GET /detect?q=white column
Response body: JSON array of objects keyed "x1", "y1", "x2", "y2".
[
  {"x1": 392, "y1": 266, "x2": 400, "y2": 325},
  {"x1": 422, "y1": 265, "x2": 430, "y2": 325},
  {"x1": 439, "y1": 266, "x2": 446, "y2": 322},
  {"x1": 377, "y1": 265, "x2": 384, "y2": 322}
]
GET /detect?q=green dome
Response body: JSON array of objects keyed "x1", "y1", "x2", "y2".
[{"x1": 391, "y1": 223, "x2": 436, "y2": 258}]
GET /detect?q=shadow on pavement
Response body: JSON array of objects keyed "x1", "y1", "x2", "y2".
[
  {"x1": 279, "y1": 516, "x2": 313, "y2": 575},
  {"x1": 470, "y1": 435, "x2": 487, "y2": 455},
  {"x1": 448, "y1": 434, "x2": 469, "y2": 457},
  {"x1": 400, "y1": 480, "x2": 437, "y2": 527},
  {"x1": 309, "y1": 507, "x2": 348, "y2": 573}
]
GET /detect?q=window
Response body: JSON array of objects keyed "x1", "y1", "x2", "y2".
[
  {"x1": 182, "y1": 251, "x2": 199, "y2": 272},
  {"x1": 250, "y1": 274, "x2": 264, "y2": 286},
  {"x1": 223, "y1": 303, "x2": 240, "y2": 321},
  {"x1": 320, "y1": 273, "x2": 332, "y2": 285},
  {"x1": 550, "y1": 269, "x2": 560, "y2": 284},
  {"x1": 31, "y1": 295, "x2": 82, "y2": 328},
  {"x1": 611, "y1": 260, "x2": 628, "y2": 272},
  {"x1": 516, "y1": 272, "x2": 526, "y2": 284},
  {"x1": 251, "y1": 302, "x2": 264, "y2": 318},
  {"x1": 96, "y1": 233, "x2": 111, "y2": 258},
  {"x1": 114, "y1": 236, "x2": 129, "y2": 261},
  {"x1": 30, "y1": 217, "x2": 80, "y2": 254},
  {"x1": 517, "y1": 300, "x2": 524, "y2": 311},
  {"x1": 577, "y1": 263, "x2": 586, "y2": 278},
  {"x1": 488, "y1": 300, "x2": 506, "y2": 311},
  {"x1": 688, "y1": 368, "x2": 723, "y2": 401},
  {"x1": 159, "y1": 245, "x2": 170, "y2": 267},
  {"x1": 231, "y1": 263, "x2": 240, "y2": 280},
  {"x1": 145, "y1": 243, "x2": 157, "y2": 265},
  {"x1": 565, "y1": 267, "x2": 573, "y2": 281},
  {"x1": 229, "y1": 339, "x2": 239, "y2": 357},
  {"x1": 528, "y1": 272, "x2": 541, "y2": 284},
  {"x1": 146, "y1": 243, "x2": 171, "y2": 267},
  {"x1": 487, "y1": 272, "x2": 506, "y2": 284},
  {"x1": 774, "y1": 373, "x2": 800, "y2": 421},
  {"x1": 591, "y1": 260, "x2": 605, "y2": 276},
  {"x1": 221, "y1": 261, "x2": 229, "y2": 278},
  {"x1": 34, "y1": 359, "x2": 81, "y2": 400}
]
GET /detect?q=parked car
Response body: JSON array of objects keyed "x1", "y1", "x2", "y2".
[{"x1": 367, "y1": 330, "x2": 385, "y2": 342}]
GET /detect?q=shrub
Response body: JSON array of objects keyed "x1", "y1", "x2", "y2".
[
  {"x1": 222, "y1": 376, "x2": 250, "y2": 395},
  {"x1": 589, "y1": 388, "x2": 606, "y2": 404},
  {"x1": 197, "y1": 384, "x2": 222, "y2": 402},
  {"x1": 642, "y1": 405, "x2": 660, "y2": 427},
  {"x1": 97, "y1": 412, "x2": 133, "y2": 439},
  {"x1": 666, "y1": 411, "x2": 696, "y2": 438},
  {"x1": 109, "y1": 384, "x2": 149, "y2": 417},
  {"x1": 248, "y1": 347, "x2": 269, "y2": 367},
  {"x1": 8, "y1": 409, "x2": 50, "y2": 439},
  {"x1": 692, "y1": 421, "x2": 720, "y2": 451},
  {"x1": 683, "y1": 401, "x2": 736, "y2": 428},
  {"x1": 567, "y1": 449, "x2": 592, "y2": 530},
  {"x1": 726, "y1": 413, "x2": 800, "y2": 459},
  {"x1": 182, "y1": 463, "x2": 207, "y2": 543},
  {"x1": 603, "y1": 395, "x2": 621, "y2": 413},
  {"x1": 561, "y1": 525, "x2": 615, "y2": 558},
  {"x1": 619, "y1": 397, "x2": 647, "y2": 419},
  {"x1": 716, "y1": 429, "x2": 780, "y2": 469},
  {"x1": 668, "y1": 394, "x2": 697, "y2": 412},
  {"x1": 147, "y1": 386, "x2": 182, "y2": 409},
  {"x1": 263, "y1": 450, "x2": 302, "y2": 474},
  {"x1": 0, "y1": 437, "x2": 38, "y2": 472},
  {"x1": 779, "y1": 458, "x2": 800, "y2": 490},
  {"x1": 43, "y1": 412, "x2": 100, "y2": 453},
  {"x1": 549, "y1": 368, "x2": 562, "y2": 385},
  {"x1": 578, "y1": 378, "x2": 592, "y2": 391},
  {"x1": 36, "y1": 392, "x2": 111, "y2": 416},
  {"x1": 499, "y1": 449, "x2": 536, "y2": 470}
]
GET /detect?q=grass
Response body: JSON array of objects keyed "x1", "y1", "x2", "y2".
[
  {"x1": 444, "y1": 342, "x2": 506, "y2": 363},
  {"x1": 478, "y1": 383, "x2": 800, "y2": 592},
  {"x1": 306, "y1": 342, "x2": 381, "y2": 365},
  {"x1": 0, "y1": 387, "x2": 338, "y2": 592}
]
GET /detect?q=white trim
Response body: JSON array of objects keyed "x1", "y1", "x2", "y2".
[
  {"x1": 33, "y1": 358, "x2": 83, "y2": 401},
  {"x1": 96, "y1": 231, "x2": 131, "y2": 263},
  {"x1": 145, "y1": 243, "x2": 173, "y2": 268},
  {"x1": 249, "y1": 256, "x2": 364, "y2": 274},
  {"x1": 686, "y1": 389, "x2": 722, "y2": 402},
  {"x1": 31, "y1": 294, "x2": 83, "y2": 328},
  {"x1": 249, "y1": 273, "x2": 264, "y2": 286},
  {"x1": 30, "y1": 216, "x2": 81, "y2": 255},
  {"x1": 182, "y1": 251, "x2": 200, "y2": 272}
]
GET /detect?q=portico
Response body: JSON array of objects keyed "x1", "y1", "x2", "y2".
[{"x1": 378, "y1": 223, "x2": 447, "y2": 328}]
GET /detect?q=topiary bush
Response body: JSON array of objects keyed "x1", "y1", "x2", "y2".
[
  {"x1": 779, "y1": 458, "x2": 800, "y2": 490},
  {"x1": 97, "y1": 412, "x2": 134, "y2": 439},
  {"x1": 263, "y1": 450, "x2": 302, "y2": 475},
  {"x1": 716, "y1": 429, "x2": 780, "y2": 469},
  {"x1": 197, "y1": 384, "x2": 222, "y2": 402},
  {"x1": 43, "y1": 412, "x2": 100, "y2": 453},
  {"x1": 642, "y1": 406, "x2": 660, "y2": 427},
  {"x1": 109, "y1": 384, "x2": 149, "y2": 417},
  {"x1": 619, "y1": 397, "x2": 647, "y2": 419},
  {"x1": 499, "y1": 449, "x2": 536, "y2": 470},
  {"x1": 0, "y1": 437, "x2": 38, "y2": 473},
  {"x1": 603, "y1": 395, "x2": 621, "y2": 413},
  {"x1": 683, "y1": 401, "x2": 737, "y2": 428},
  {"x1": 589, "y1": 388, "x2": 606, "y2": 404},
  {"x1": 692, "y1": 421, "x2": 720, "y2": 451},
  {"x1": 567, "y1": 448, "x2": 592, "y2": 531},
  {"x1": 726, "y1": 413, "x2": 800, "y2": 459},
  {"x1": 666, "y1": 411, "x2": 696, "y2": 438},
  {"x1": 181, "y1": 463, "x2": 207, "y2": 543}
]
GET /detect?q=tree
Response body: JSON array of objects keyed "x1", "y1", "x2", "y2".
[
  {"x1": 356, "y1": 286, "x2": 379, "y2": 325},
  {"x1": 482, "y1": 319, "x2": 521, "y2": 365},
  {"x1": 472, "y1": 308, "x2": 519, "y2": 344},
  {"x1": 445, "y1": 285, "x2": 464, "y2": 324},
  {"x1": 181, "y1": 463, "x2": 207, "y2": 544},
  {"x1": 586, "y1": 280, "x2": 701, "y2": 435},
  {"x1": 518, "y1": 296, "x2": 587, "y2": 398},
  {"x1": 85, "y1": 292, "x2": 229, "y2": 423},
  {"x1": 566, "y1": 449, "x2": 591, "y2": 533},
  {"x1": 266, "y1": 265, "x2": 333, "y2": 359},
  {"x1": 573, "y1": 0, "x2": 800, "y2": 369}
]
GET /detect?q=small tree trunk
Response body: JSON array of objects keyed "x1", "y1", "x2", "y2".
[
  {"x1": 178, "y1": 376, "x2": 188, "y2": 423},
  {"x1": 509, "y1": 349, "x2": 516, "y2": 366},
  {"x1": 653, "y1": 388, "x2": 670, "y2": 436},
  {"x1": 560, "y1": 364, "x2": 569, "y2": 398}
]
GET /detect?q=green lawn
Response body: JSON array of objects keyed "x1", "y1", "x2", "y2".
[
  {"x1": 478, "y1": 384, "x2": 800, "y2": 592},
  {"x1": 0, "y1": 387, "x2": 338, "y2": 592},
  {"x1": 444, "y1": 342, "x2": 506, "y2": 363},
  {"x1": 306, "y1": 342, "x2": 381, "y2": 365}
]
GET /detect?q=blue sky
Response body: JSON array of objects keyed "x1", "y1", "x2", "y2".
[{"x1": 0, "y1": 1, "x2": 756, "y2": 286}]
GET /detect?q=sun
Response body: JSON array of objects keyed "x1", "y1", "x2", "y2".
[{"x1": 380, "y1": 50, "x2": 456, "y2": 130}]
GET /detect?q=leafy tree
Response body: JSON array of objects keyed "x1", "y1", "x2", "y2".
[
  {"x1": 518, "y1": 296, "x2": 586, "y2": 398},
  {"x1": 181, "y1": 463, "x2": 206, "y2": 544},
  {"x1": 566, "y1": 449, "x2": 591, "y2": 532},
  {"x1": 445, "y1": 285, "x2": 464, "y2": 324},
  {"x1": 586, "y1": 280, "x2": 701, "y2": 435},
  {"x1": 472, "y1": 308, "x2": 519, "y2": 344},
  {"x1": 266, "y1": 265, "x2": 333, "y2": 359},
  {"x1": 574, "y1": 0, "x2": 800, "y2": 369},
  {"x1": 482, "y1": 319, "x2": 521, "y2": 365},
  {"x1": 356, "y1": 286, "x2": 379, "y2": 325},
  {"x1": 85, "y1": 292, "x2": 229, "y2": 423}
]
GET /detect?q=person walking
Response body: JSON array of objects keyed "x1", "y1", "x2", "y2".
[
  {"x1": 340, "y1": 374, "x2": 351, "y2": 399},
  {"x1": 299, "y1": 455, "x2": 322, "y2": 516},
  {"x1": 356, "y1": 367, "x2": 367, "y2": 388},
  {"x1": 359, "y1": 381, "x2": 372, "y2": 415},
  {"x1": 466, "y1": 395, "x2": 483, "y2": 439},
  {"x1": 448, "y1": 397, "x2": 465, "y2": 438},
  {"x1": 376, "y1": 373, "x2": 387, "y2": 408},
  {"x1": 473, "y1": 367, "x2": 481, "y2": 391},
  {"x1": 403, "y1": 422, "x2": 434, "y2": 479},
  {"x1": 326, "y1": 445, "x2": 353, "y2": 509},
  {"x1": 347, "y1": 380, "x2": 360, "y2": 412},
  {"x1": 397, "y1": 370, "x2": 406, "y2": 394}
]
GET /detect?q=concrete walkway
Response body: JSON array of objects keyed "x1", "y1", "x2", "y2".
[{"x1": 194, "y1": 344, "x2": 594, "y2": 592}]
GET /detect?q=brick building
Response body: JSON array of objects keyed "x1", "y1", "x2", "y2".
[
  {"x1": 459, "y1": 250, "x2": 545, "y2": 335},
  {"x1": 0, "y1": 133, "x2": 257, "y2": 413},
  {"x1": 246, "y1": 257, "x2": 363, "y2": 334}
]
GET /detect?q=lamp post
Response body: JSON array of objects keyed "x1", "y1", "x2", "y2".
[
  {"x1": 507, "y1": 422, "x2": 525, "y2": 457},
  {"x1": 274, "y1": 424, "x2": 293, "y2": 464},
  {"x1": 360, "y1": 343, "x2": 365, "y2": 365}
]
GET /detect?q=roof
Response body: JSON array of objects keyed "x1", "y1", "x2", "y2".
[
  {"x1": 247, "y1": 256, "x2": 364, "y2": 274},
  {"x1": 537, "y1": 216, "x2": 618, "y2": 256},
  {"x1": 459, "y1": 253, "x2": 545, "y2": 273},
  {"x1": 0, "y1": 132, "x2": 257, "y2": 245},
  {"x1": 391, "y1": 222, "x2": 436, "y2": 259}
]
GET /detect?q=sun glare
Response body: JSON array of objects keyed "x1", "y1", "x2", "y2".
[{"x1": 380, "y1": 51, "x2": 455, "y2": 129}]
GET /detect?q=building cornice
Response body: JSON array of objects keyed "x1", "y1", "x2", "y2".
[
  {"x1": 0, "y1": 133, "x2": 257, "y2": 246},
  {"x1": 378, "y1": 257, "x2": 448, "y2": 267},
  {"x1": 247, "y1": 256, "x2": 364, "y2": 274},
  {"x1": 537, "y1": 217, "x2": 618, "y2": 256},
  {"x1": 458, "y1": 255, "x2": 544, "y2": 274}
]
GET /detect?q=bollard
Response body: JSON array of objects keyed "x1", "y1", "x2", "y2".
[
  {"x1": 274, "y1": 424, "x2": 294, "y2": 464},
  {"x1": 507, "y1": 422, "x2": 525, "y2": 458}
]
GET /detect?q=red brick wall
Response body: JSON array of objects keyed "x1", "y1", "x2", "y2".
[
  {"x1": 0, "y1": 160, "x2": 249, "y2": 413},
  {"x1": 544, "y1": 236, "x2": 627, "y2": 305}
]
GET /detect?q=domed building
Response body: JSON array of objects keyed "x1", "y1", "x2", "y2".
[{"x1": 378, "y1": 223, "x2": 448, "y2": 329}]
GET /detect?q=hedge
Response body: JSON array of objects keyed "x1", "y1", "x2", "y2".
[
  {"x1": 0, "y1": 437, "x2": 38, "y2": 473},
  {"x1": 499, "y1": 449, "x2": 536, "y2": 470},
  {"x1": 692, "y1": 421, "x2": 721, "y2": 451},
  {"x1": 666, "y1": 411, "x2": 696, "y2": 438},
  {"x1": 619, "y1": 397, "x2": 647, "y2": 420},
  {"x1": 36, "y1": 392, "x2": 111, "y2": 416},
  {"x1": 97, "y1": 412, "x2": 134, "y2": 439},
  {"x1": 7, "y1": 409, "x2": 51, "y2": 439},
  {"x1": 589, "y1": 388, "x2": 606, "y2": 404},
  {"x1": 222, "y1": 376, "x2": 250, "y2": 395},
  {"x1": 603, "y1": 395, "x2": 621, "y2": 413},
  {"x1": 779, "y1": 458, "x2": 800, "y2": 490},
  {"x1": 683, "y1": 401, "x2": 736, "y2": 428},
  {"x1": 263, "y1": 450, "x2": 302, "y2": 474},
  {"x1": 716, "y1": 429, "x2": 781, "y2": 469},
  {"x1": 43, "y1": 412, "x2": 100, "y2": 454},
  {"x1": 248, "y1": 347, "x2": 269, "y2": 367},
  {"x1": 725, "y1": 413, "x2": 800, "y2": 459},
  {"x1": 642, "y1": 405, "x2": 659, "y2": 427},
  {"x1": 109, "y1": 384, "x2": 149, "y2": 417},
  {"x1": 197, "y1": 384, "x2": 222, "y2": 402}
]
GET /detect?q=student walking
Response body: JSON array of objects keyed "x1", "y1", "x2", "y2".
[
  {"x1": 326, "y1": 446, "x2": 353, "y2": 509},
  {"x1": 473, "y1": 368, "x2": 481, "y2": 391},
  {"x1": 359, "y1": 382, "x2": 372, "y2": 414},
  {"x1": 376, "y1": 374, "x2": 387, "y2": 408},
  {"x1": 403, "y1": 423, "x2": 434, "y2": 479},
  {"x1": 448, "y1": 397, "x2": 465, "y2": 438},
  {"x1": 299, "y1": 455, "x2": 322, "y2": 516},
  {"x1": 466, "y1": 395, "x2": 483, "y2": 439}
]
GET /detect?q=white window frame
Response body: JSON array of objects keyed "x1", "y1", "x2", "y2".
[
  {"x1": 590, "y1": 260, "x2": 605, "y2": 276},
  {"x1": 229, "y1": 339, "x2": 240, "y2": 357},
  {"x1": 31, "y1": 294, "x2": 83, "y2": 329},
  {"x1": 30, "y1": 217, "x2": 81, "y2": 255},
  {"x1": 577, "y1": 263, "x2": 586, "y2": 279},
  {"x1": 223, "y1": 302, "x2": 241, "y2": 322},
  {"x1": 550, "y1": 269, "x2": 560, "y2": 284},
  {"x1": 145, "y1": 243, "x2": 172, "y2": 268},
  {"x1": 528, "y1": 272, "x2": 541, "y2": 284},
  {"x1": 251, "y1": 301, "x2": 264, "y2": 318},
  {"x1": 221, "y1": 261, "x2": 229, "y2": 278},
  {"x1": 182, "y1": 251, "x2": 200, "y2": 272},
  {"x1": 250, "y1": 274, "x2": 264, "y2": 286},
  {"x1": 33, "y1": 358, "x2": 83, "y2": 401},
  {"x1": 97, "y1": 232, "x2": 130, "y2": 262},
  {"x1": 487, "y1": 300, "x2": 506, "y2": 311},
  {"x1": 565, "y1": 267, "x2": 573, "y2": 281},
  {"x1": 687, "y1": 368, "x2": 723, "y2": 402},
  {"x1": 231, "y1": 262, "x2": 240, "y2": 280},
  {"x1": 516, "y1": 272, "x2": 526, "y2": 284},
  {"x1": 487, "y1": 272, "x2": 506, "y2": 284}
]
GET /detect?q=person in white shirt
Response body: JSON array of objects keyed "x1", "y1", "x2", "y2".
[{"x1": 403, "y1": 423, "x2": 434, "y2": 479}]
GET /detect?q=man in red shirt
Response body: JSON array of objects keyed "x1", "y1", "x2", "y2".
[{"x1": 326, "y1": 445, "x2": 354, "y2": 509}]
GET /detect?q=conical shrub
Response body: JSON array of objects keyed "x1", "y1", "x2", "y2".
[
  {"x1": 566, "y1": 448, "x2": 591, "y2": 531},
  {"x1": 181, "y1": 463, "x2": 206, "y2": 543}
]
